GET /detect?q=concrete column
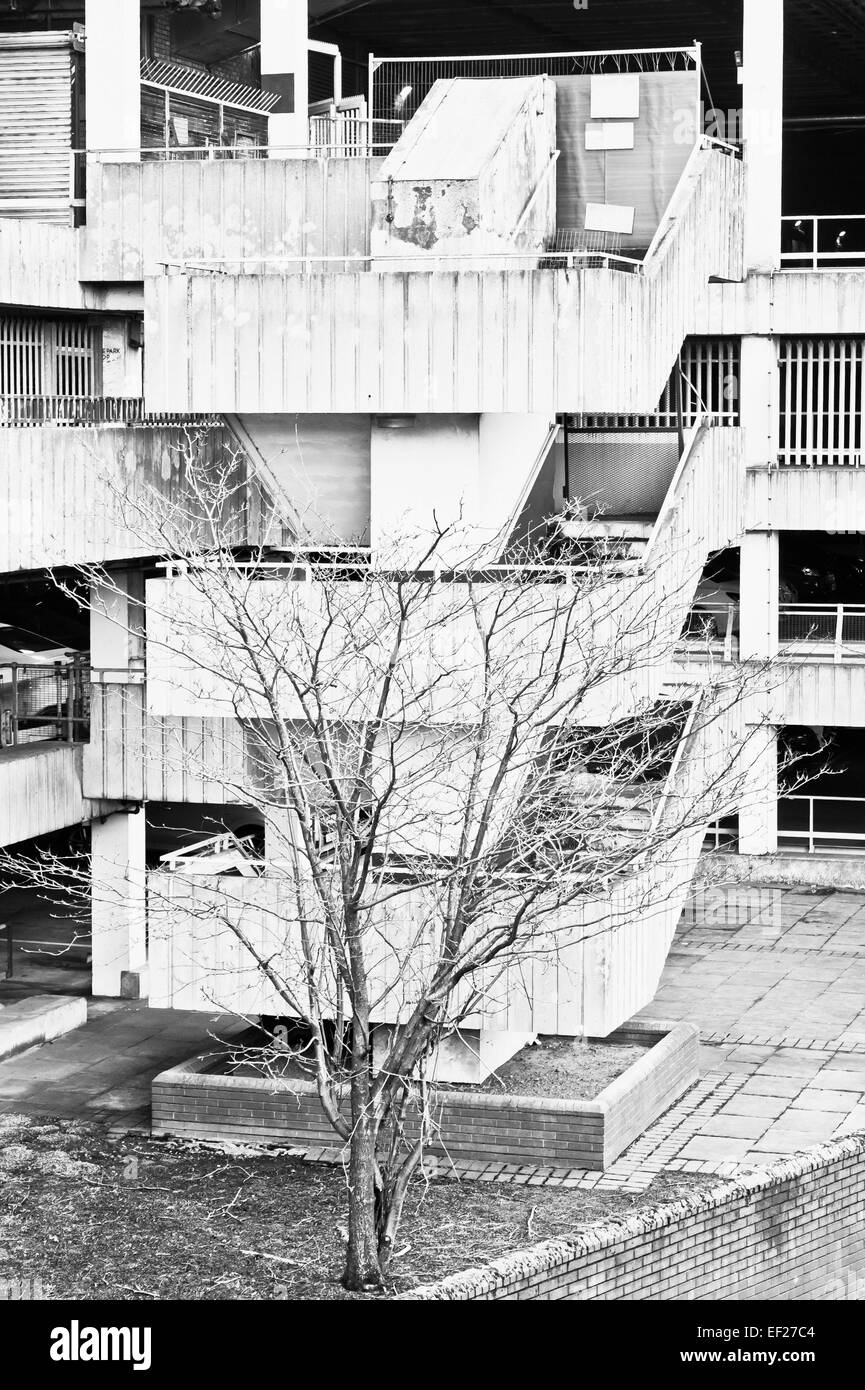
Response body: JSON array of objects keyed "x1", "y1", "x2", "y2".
[
  {"x1": 742, "y1": 0, "x2": 784, "y2": 272},
  {"x1": 91, "y1": 809, "x2": 147, "y2": 997},
  {"x1": 740, "y1": 530, "x2": 779, "y2": 661},
  {"x1": 85, "y1": 0, "x2": 140, "y2": 159},
  {"x1": 739, "y1": 724, "x2": 779, "y2": 855},
  {"x1": 261, "y1": 0, "x2": 309, "y2": 154},
  {"x1": 90, "y1": 573, "x2": 145, "y2": 676},
  {"x1": 740, "y1": 336, "x2": 779, "y2": 471}
]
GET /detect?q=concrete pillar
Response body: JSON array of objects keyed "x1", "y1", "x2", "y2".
[
  {"x1": 740, "y1": 336, "x2": 779, "y2": 471},
  {"x1": 740, "y1": 530, "x2": 779, "y2": 661},
  {"x1": 85, "y1": 0, "x2": 140, "y2": 159},
  {"x1": 742, "y1": 0, "x2": 784, "y2": 272},
  {"x1": 739, "y1": 335, "x2": 780, "y2": 662},
  {"x1": 91, "y1": 809, "x2": 147, "y2": 997},
  {"x1": 90, "y1": 573, "x2": 145, "y2": 676},
  {"x1": 739, "y1": 724, "x2": 779, "y2": 855},
  {"x1": 261, "y1": 0, "x2": 309, "y2": 154}
]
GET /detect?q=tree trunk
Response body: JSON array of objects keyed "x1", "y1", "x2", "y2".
[{"x1": 342, "y1": 1029, "x2": 382, "y2": 1291}]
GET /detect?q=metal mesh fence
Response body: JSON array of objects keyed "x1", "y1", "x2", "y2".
[
  {"x1": 0, "y1": 658, "x2": 89, "y2": 748},
  {"x1": 370, "y1": 47, "x2": 698, "y2": 152}
]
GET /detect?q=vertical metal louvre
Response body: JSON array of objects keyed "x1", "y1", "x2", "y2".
[
  {"x1": 54, "y1": 319, "x2": 97, "y2": 398},
  {"x1": 778, "y1": 339, "x2": 865, "y2": 467},
  {"x1": 0, "y1": 315, "x2": 98, "y2": 405},
  {"x1": 0, "y1": 317, "x2": 44, "y2": 397},
  {"x1": 573, "y1": 339, "x2": 740, "y2": 430},
  {"x1": 0, "y1": 32, "x2": 75, "y2": 223}
]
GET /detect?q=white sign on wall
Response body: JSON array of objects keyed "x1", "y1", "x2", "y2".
[
  {"x1": 584, "y1": 203, "x2": 636, "y2": 235},
  {"x1": 590, "y1": 74, "x2": 641, "y2": 119},
  {"x1": 585, "y1": 121, "x2": 636, "y2": 151}
]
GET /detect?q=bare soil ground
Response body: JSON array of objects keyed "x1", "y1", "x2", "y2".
[
  {"x1": 443, "y1": 1038, "x2": 651, "y2": 1099},
  {"x1": 0, "y1": 1111, "x2": 719, "y2": 1301},
  {"x1": 222, "y1": 1037, "x2": 651, "y2": 1102}
]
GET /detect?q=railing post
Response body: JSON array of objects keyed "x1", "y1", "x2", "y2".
[
  {"x1": 54, "y1": 661, "x2": 64, "y2": 741},
  {"x1": 10, "y1": 665, "x2": 18, "y2": 746},
  {"x1": 813, "y1": 217, "x2": 818, "y2": 270},
  {"x1": 2, "y1": 924, "x2": 11, "y2": 980},
  {"x1": 809, "y1": 797, "x2": 815, "y2": 855},
  {"x1": 835, "y1": 605, "x2": 845, "y2": 663}
]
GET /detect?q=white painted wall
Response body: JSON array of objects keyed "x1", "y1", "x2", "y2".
[
  {"x1": 85, "y1": 0, "x2": 140, "y2": 158},
  {"x1": 261, "y1": 0, "x2": 309, "y2": 153},
  {"x1": 740, "y1": 531, "x2": 779, "y2": 661},
  {"x1": 237, "y1": 414, "x2": 371, "y2": 544},
  {"x1": 90, "y1": 573, "x2": 145, "y2": 673},
  {"x1": 91, "y1": 809, "x2": 147, "y2": 997},
  {"x1": 371, "y1": 76, "x2": 557, "y2": 263},
  {"x1": 101, "y1": 320, "x2": 142, "y2": 398},
  {"x1": 742, "y1": 0, "x2": 784, "y2": 273},
  {"x1": 738, "y1": 725, "x2": 779, "y2": 856},
  {"x1": 371, "y1": 413, "x2": 554, "y2": 566}
]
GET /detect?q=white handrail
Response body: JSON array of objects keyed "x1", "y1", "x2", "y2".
[
  {"x1": 779, "y1": 795, "x2": 865, "y2": 854},
  {"x1": 511, "y1": 151, "x2": 561, "y2": 239},
  {"x1": 643, "y1": 138, "x2": 713, "y2": 266},
  {"x1": 162, "y1": 247, "x2": 645, "y2": 273},
  {"x1": 648, "y1": 690, "x2": 703, "y2": 837},
  {"x1": 371, "y1": 45, "x2": 701, "y2": 62},
  {"x1": 643, "y1": 417, "x2": 705, "y2": 563},
  {"x1": 779, "y1": 602, "x2": 865, "y2": 662},
  {"x1": 781, "y1": 214, "x2": 865, "y2": 269}
]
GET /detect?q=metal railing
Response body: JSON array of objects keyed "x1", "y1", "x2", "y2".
[
  {"x1": 2, "y1": 122, "x2": 401, "y2": 223},
  {"x1": 778, "y1": 796, "x2": 865, "y2": 854},
  {"x1": 679, "y1": 604, "x2": 739, "y2": 662},
  {"x1": 156, "y1": 553, "x2": 640, "y2": 584},
  {"x1": 369, "y1": 44, "x2": 701, "y2": 139},
  {"x1": 778, "y1": 604, "x2": 865, "y2": 659},
  {"x1": 159, "y1": 832, "x2": 263, "y2": 875},
  {"x1": 164, "y1": 247, "x2": 647, "y2": 275},
  {"x1": 781, "y1": 215, "x2": 865, "y2": 270},
  {"x1": 0, "y1": 657, "x2": 89, "y2": 749},
  {"x1": 0, "y1": 921, "x2": 92, "y2": 979},
  {"x1": 703, "y1": 818, "x2": 738, "y2": 851},
  {"x1": 0, "y1": 397, "x2": 220, "y2": 428}
]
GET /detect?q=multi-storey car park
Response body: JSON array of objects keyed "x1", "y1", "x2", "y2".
[{"x1": 0, "y1": 0, "x2": 862, "y2": 1066}]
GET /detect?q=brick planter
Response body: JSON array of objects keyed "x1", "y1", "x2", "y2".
[{"x1": 152, "y1": 1019, "x2": 698, "y2": 1171}]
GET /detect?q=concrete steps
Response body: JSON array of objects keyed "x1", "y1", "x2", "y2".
[{"x1": 0, "y1": 994, "x2": 87, "y2": 1063}]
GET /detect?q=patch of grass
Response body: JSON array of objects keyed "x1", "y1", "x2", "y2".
[{"x1": 0, "y1": 1114, "x2": 723, "y2": 1300}]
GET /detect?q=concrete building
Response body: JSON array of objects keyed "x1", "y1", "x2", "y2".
[{"x1": 0, "y1": 0, "x2": 863, "y2": 1062}]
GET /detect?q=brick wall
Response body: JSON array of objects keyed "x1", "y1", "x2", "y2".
[
  {"x1": 401, "y1": 1136, "x2": 865, "y2": 1301},
  {"x1": 151, "y1": 1022, "x2": 698, "y2": 1171}
]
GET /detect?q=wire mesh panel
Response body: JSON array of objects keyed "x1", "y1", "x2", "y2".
[
  {"x1": 370, "y1": 47, "x2": 699, "y2": 151},
  {"x1": 779, "y1": 338, "x2": 865, "y2": 466},
  {"x1": 539, "y1": 227, "x2": 624, "y2": 269},
  {"x1": 778, "y1": 607, "x2": 838, "y2": 643},
  {"x1": 0, "y1": 658, "x2": 89, "y2": 748},
  {"x1": 778, "y1": 605, "x2": 865, "y2": 651}
]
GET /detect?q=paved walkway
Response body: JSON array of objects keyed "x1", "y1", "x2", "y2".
[
  {"x1": 2, "y1": 884, "x2": 865, "y2": 1191},
  {"x1": 0, "y1": 1000, "x2": 245, "y2": 1127}
]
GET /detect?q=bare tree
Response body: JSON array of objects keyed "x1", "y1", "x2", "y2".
[{"x1": 1, "y1": 432, "x2": 783, "y2": 1290}]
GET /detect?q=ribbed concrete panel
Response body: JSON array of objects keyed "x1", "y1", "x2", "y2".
[
  {"x1": 142, "y1": 148, "x2": 744, "y2": 416},
  {"x1": 0, "y1": 744, "x2": 93, "y2": 847},
  {"x1": 81, "y1": 156, "x2": 382, "y2": 282}
]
